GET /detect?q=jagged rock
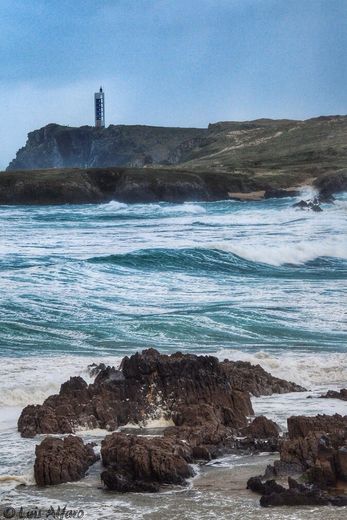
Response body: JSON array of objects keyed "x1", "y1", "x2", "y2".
[
  {"x1": 292, "y1": 199, "x2": 323, "y2": 211},
  {"x1": 241, "y1": 416, "x2": 280, "y2": 438},
  {"x1": 248, "y1": 413, "x2": 347, "y2": 507},
  {"x1": 315, "y1": 169, "x2": 347, "y2": 198},
  {"x1": 260, "y1": 487, "x2": 330, "y2": 507},
  {"x1": 87, "y1": 362, "x2": 108, "y2": 377},
  {"x1": 247, "y1": 476, "x2": 286, "y2": 495},
  {"x1": 287, "y1": 414, "x2": 347, "y2": 439},
  {"x1": 19, "y1": 349, "x2": 261, "y2": 437},
  {"x1": 18, "y1": 349, "x2": 305, "y2": 439},
  {"x1": 164, "y1": 423, "x2": 234, "y2": 459},
  {"x1": 34, "y1": 435, "x2": 98, "y2": 486},
  {"x1": 320, "y1": 389, "x2": 347, "y2": 401},
  {"x1": 220, "y1": 360, "x2": 305, "y2": 396},
  {"x1": 101, "y1": 433, "x2": 194, "y2": 492},
  {"x1": 7, "y1": 124, "x2": 206, "y2": 171}
]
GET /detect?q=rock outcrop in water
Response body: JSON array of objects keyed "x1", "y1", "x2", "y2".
[
  {"x1": 18, "y1": 349, "x2": 304, "y2": 439},
  {"x1": 320, "y1": 389, "x2": 347, "y2": 401},
  {"x1": 34, "y1": 435, "x2": 98, "y2": 486},
  {"x1": 101, "y1": 433, "x2": 194, "y2": 492},
  {"x1": 248, "y1": 413, "x2": 347, "y2": 507}
]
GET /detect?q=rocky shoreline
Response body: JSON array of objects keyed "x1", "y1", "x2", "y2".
[
  {"x1": 15, "y1": 349, "x2": 347, "y2": 507},
  {"x1": 0, "y1": 166, "x2": 345, "y2": 205}
]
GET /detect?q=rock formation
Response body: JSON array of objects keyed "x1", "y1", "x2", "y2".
[
  {"x1": 3, "y1": 116, "x2": 347, "y2": 205},
  {"x1": 320, "y1": 389, "x2": 347, "y2": 401},
  {"x1": 101, "y1": 433, "x2": 194, "y2": 492},
  {"x1": 34, "y1": 435, "x2": 98, "y2": 486},
  {"x1": 7, "y1": 124, "x2": 206, "y2": 171},
  {"x1": 18, "y1": 349, "x2": 304, "y2": 438},
  {"x1": 247, "y1": 414, "x2": 347, "y2": 507}
]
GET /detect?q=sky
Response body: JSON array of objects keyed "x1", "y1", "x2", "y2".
[{"x1": 0, "y1": 0, "x2": 346, "y2": 170}]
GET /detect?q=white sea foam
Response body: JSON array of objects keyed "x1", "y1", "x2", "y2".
[
  {"x1": 0, "y1": 355, "x2": 121, "y2": 408},
  {"x1": 209, "y1": 239, "x2": 347, "y2": 266},
  {"x1": 96, "y1": 200, "x2": 128, "y2": 211},
  {"x1": 214, "y1": 348, "x2": 347, "y2": 388}
]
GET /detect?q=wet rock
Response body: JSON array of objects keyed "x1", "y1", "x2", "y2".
[
  {"x1": 264, "y1": 187, "x2": 298, "y2": 199},
  {"x1": 248, "y1": 413, "x2": 347, "y2": 507},
  {"x1": 247, "y1": 476, "x2": 285, "y2": 495},
  {"x1": 320, "y1": 389, "x2": 347, "y2": 401},
  {"x1": 314, "y1": 169, "x2": 347, "y2": 198},
  {"x1": 18, "y1": 349, "x2": 256, "y2": 437},
  {"x1": 220, "y1": 360, "x2": 305, "y2": 396},
  {"x1": 287, "y1": 414, "x2": 347, "y2": 439},
  {"x1": 260, "y1": 487, "x2": 330, "y2": 507},
  {"x1": 101, "y1": 432, "x2": 194, "y2": 492},
  {"x1": 164, "y1": 423, "x2": 234, "y2": 459},
  {"x1": 87, "y1": 362, "x2": 108, "y2": 377},
  {"x1": 34, "y1": 435, "x2": 98, "y2": 486},
  {"x1": 241, "y1": 416, "x2": 280, "y2": 438},
  {"x1": 18, "y1": 349, "x2": 305, "y2": 439},
  {"x1": 292, "y1": 199, "x2": 323, "y2": 211}
]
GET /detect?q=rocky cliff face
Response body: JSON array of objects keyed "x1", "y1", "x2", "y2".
[
  {"x1": 7, "y1": 116, "x2": 347, "y2": 177},
  {"x1": 7, "y1": 123, "x2": 206, "y2": 171}
]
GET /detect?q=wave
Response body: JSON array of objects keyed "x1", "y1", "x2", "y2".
[
  {"x1": 214, "y1": 349, "x2": 347, "y2": 388},
  {"x1": 87, "y1": 246, "x2": 347, "y2": 278}
]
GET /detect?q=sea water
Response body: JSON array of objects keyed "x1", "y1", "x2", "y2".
[{"x1": 0, "y1": 191, "x2": 346, "y2": 518}]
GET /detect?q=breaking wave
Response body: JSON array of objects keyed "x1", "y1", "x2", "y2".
[{"x1": 88, "y1": 246, "x2": 347, "y2": 277}]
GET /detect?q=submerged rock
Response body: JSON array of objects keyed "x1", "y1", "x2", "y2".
[{"x1": 34, "y1": 435, "x2": 98, "y2": 486}]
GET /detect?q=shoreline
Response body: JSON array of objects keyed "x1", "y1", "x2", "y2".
[{"x1": 0, "y1": 166, "x2": 345, "y2": 205}]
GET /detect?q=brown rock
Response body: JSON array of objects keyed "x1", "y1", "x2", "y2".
[
  {"x1": 101, "y1": 432, "x2": 194, "y2": 492},
  {"x1": 18, "y1": 349, "x2": 255, "y2": 437},
  {"x1": 34, "y1": 435, "x2": 98, "y2": 486},
  {"x1": 287, "y1": 414, "x2": 347, "y2": 439},
  {"x1": 220, "y1": 360, "x2": 305, "y2": 396},
  {"x1": 242, "y1": 416, "x2": 280, "y2": 438}
]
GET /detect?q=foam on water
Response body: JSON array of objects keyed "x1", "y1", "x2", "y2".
[
  {"x1": 0, "y1": 194, "x2": 346, "y2": 518},
  {"x1": 214, "y1": 349, "x2": 347, "y2": 388},
  {"x1": 211, "y1": 239, "x2": 347, "y2": 266}
]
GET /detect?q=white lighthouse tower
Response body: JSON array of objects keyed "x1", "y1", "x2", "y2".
[{"x1": 94, "y1": 87, "x2": 105, "y2": 127}]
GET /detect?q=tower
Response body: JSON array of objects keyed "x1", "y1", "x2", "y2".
[{"x1": 94, "y1": 87, "x2": 105, "y2": 127}]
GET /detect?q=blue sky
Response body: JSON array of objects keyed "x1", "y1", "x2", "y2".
[{"x1": 1, "y1": 0, "x2": 346, "y2": 169}]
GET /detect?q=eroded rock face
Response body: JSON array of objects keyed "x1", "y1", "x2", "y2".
[
  {"x1": 220, "y1": 360, "x2": 305, "y2": 396},
  {"x1": 19, "y1": 348, "x2": 304, "y2": 438},
  {"x1": 248, "y1": 414, "x2": 347, "y2": 507},
  {"x1": 241, "y1": 416, "x2": 280, "y2": 439},
  {"x1": 34, "y1": 436, "x2": 98, "y2": 486},
  {"x1": 287, "y1": 414, "x2": 347, "y2": 439},
  {"x1": 101, "y1": 433, "x2": 194, "y2": 492}
]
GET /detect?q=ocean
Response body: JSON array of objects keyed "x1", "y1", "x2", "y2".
[{"x1": 0, "y1": 190, "x2": 346, "y2": 519}]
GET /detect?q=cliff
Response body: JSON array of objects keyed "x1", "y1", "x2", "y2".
[
  {"x1": 2, "y1": 115, "x2": 347, "y2": 204},
  {"x1": 7, "y1": 116, "x2": 347, "y2": 180},
  {"x1": 7, "y1": 124, "x2": 206, "y2": 171}
]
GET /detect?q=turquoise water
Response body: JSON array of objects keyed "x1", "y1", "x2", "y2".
[
  {"x1": 0, "y1": 193, "x2": 346, "y2": 519},
  {"x1": 0, "y1": 194, "x2": 346, "y2": 357}
]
